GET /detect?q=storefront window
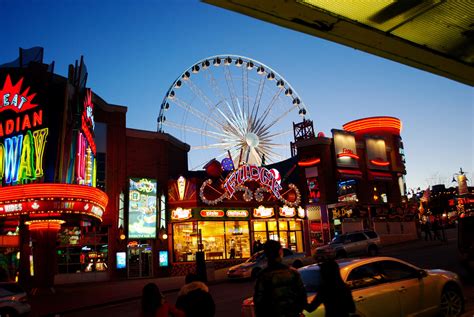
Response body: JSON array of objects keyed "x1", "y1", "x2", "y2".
[
  {"x1": 278, "y1": 220, "x2": 304, "y2": 252},
  {"x1": 199, "y1": 221, "x2": 225, "y2": 260},
  {"x1": 225, "y1": 221, "x2": 250, "y2": 259},
  {"x1": 267, "y1": 221, "x2": 277, "y2": 231},
  {"x1": 57, "y1": 225, "x2": 108, "y2": 274},
  {"x1": 173, "y1": 222, "x2": 197, "y2": 262}
]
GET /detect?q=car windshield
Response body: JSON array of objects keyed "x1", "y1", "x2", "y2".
[
  {"x1": 299, "y1": 267, "x2": 322, "y2": 293},
  {"x1": 246, "y1": 251, "x2": 265, "y2": 263}
]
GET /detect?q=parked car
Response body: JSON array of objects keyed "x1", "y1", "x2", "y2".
[
  {"x1": 315, "y1": 230, "x2": 381, "y2": 259},
  {"x1": 0, "y1": 282, "x2": 31, "y2": 316},
  {"x1": 242, "y1": 256, "x2": 465, "y2": 317},
  {"x1": 227, "y1": 248, "x2": 312, "y2": 279}
]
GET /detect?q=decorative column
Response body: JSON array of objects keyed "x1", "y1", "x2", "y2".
[{"x1": 26, "y1": 220, "x2": 64, "y2": 293}]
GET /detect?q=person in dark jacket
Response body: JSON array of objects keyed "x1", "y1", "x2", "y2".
[
  {"x1": 306, "y1": 259, "x2": 356, "y2": 317},
  {"x1": 140, "y1": 283, "x2": 184, "y2": 317},
  {"x1": 175, "y1": 273, "x2": 215, "y2": 317},
  {"x1": 253, "y1": 240, "x2": 307, "y2": 317}
]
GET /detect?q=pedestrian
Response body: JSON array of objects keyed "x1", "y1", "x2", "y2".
[
  {"x1": 423, "y1": 221, "x2": 433, "y2": 241},
  {"x1": 252, "y1": 240, "x2": 259, "y2": 255},
  {"x1": 253, "y1": 239, "x2": 307, "y2": 317},
  {"x1": 305, "y1": 259, "x2": 356, "y2": 317},
  {"x1": 432, "y1": 218, "x2": 442, "y2": 241},
  {"x1": 140, "y1": 283, "x2": 184, "y2": 317},
  {"x1": 229, "y1": 239, "x2": 236, "y2": 259},
  {"x1": 176, "y1": 273, "x2": 215, "y2": 317}
]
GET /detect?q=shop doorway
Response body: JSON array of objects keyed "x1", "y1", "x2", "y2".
[{"x1": 127, "y1": 244, "x2": 152, "y2": 278}]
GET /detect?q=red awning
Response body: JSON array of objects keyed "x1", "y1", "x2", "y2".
[
  {"x1": 369, "y1": 171, "x2": 393, "y2": 181},
  {"x1": 337, "y1": 169, "x2": 363, "y2": 179}
]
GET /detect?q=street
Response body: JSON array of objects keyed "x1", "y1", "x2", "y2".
[{"x1": 61, "y1": 228, "x2": 473, "y2": 317}]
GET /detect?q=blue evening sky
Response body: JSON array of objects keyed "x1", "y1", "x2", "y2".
[{"x1": 1, "y1": 0, "x2": 472, "y2": 191}]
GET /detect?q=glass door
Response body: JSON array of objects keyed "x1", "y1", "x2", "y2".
[{"x1": 127, "y1": 244, "x2": 152, "y2": 278}]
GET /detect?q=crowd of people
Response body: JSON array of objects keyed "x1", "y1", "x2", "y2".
[
  {"x1": 140, "y1": 239, "x2": 354, "y2": 317},
  {"x1": 421, "y1": 216, "x2": 447, "y2": 242}
]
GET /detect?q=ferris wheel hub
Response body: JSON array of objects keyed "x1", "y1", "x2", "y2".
[{"x1": 245, "y1": 132, "x2": 260, "y2": 148}]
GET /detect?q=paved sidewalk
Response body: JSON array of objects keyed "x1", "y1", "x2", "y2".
[{"x1": 29, "y1": 268, "x2": 229, "y2": 317}]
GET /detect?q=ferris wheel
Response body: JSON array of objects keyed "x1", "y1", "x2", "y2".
[{"x1": 158, "y1": 55, "x2": 308, "y2": 170}]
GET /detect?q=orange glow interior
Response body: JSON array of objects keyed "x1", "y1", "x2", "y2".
[{"x1": 26, "y1": 219, "x2": 64, "y2": 231}]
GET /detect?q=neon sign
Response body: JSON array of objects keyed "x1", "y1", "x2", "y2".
[
  {"x1": 253, "y1": 206, "x2": 274, "y2": 218},
  {"x1": 0, "y1": 75, "x2": 48, "y2": 185},
  {"x1": 171, "y1": 207, "x2": 192, "y2": 220},
  {"x1": 279, "y1": 206, "x2": 296, "y2": 217},
  {"x1": 224, "y1": 164, "x2": 282, "y2": 199},
  {"x1": 0, "y1": 75, "x2": 38, "y2": 113}
]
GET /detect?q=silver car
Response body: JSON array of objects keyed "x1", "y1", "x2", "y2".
[
  {"x1": 316, "y1": 230, "x2": 381, "y2": 259},
  {"x1": 0, "y1": 282, "x2": 31, "y2": 316},
  {"x1": 227, "y1": 248, "x2": 312, "y2": 279},
  {"x1": 242, "y1": 257, "x2": 465, "y2": 317}
]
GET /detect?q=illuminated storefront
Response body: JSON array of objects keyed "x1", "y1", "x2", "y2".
[
  {"x1": 168, "y1": 163, "x2": 307, "y2": 263},
  {"x1": 0, "y1": 53, "x2": 108, "y2": 289}
]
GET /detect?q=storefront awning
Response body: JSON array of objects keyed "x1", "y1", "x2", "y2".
[
  {"x1": 368, "y1": 171, "x2": 393, "y2": 181},
  {"x1": 337, "y1": 169, "x2": 363, "y2": 179}
]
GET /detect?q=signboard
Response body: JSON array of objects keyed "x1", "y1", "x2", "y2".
[
  {"x1": 116, "y1": 252, "x2": 126, "y2": 269},
  {"x1": 171, "y1": 207, "x2": 192, "y2": 220},
  {"x1": 0, "y1": 74, "x2": 48, "y2": 185},
  {"x1": 224, "y1": 164, "x2": 282, "y2": 199},
  {"x1": 332, "y1": 130, "x2": 359, "y2": 168},
  {"x1": 279, "y1": 206, "x2": 296, "y2": 217},
  {"x1": 128, "y1": 178, "x2": 157, "y2": 239},
  {"x1": 253, "y1": 206, "x2": 274, "y2": 218},
  {"x1": 76, "y1": 89, "x2": 96, "y2": 186},
  {"x1": 200, "y1": 210, "x2": 224, "y2": 217},
  {"x1": 226, "y1": 210, "x2": 248, "y2": 217}
]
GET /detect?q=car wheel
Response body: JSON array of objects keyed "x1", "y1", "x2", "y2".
[
  {"x1": 251, "y1": 268, "x2": 261, "y2": 280},
  {"x1": 0, "y1": 308, "x2": 18, "y2": 317},
  {"x1": 336, "y1": 250, "x2": 347, "y2": 259},
  {"x1": 292, "y1": 260, "x2": 303, "y2": 269},
  {"x1": 368, "y1": 245, "x2": 378, "y2": 256},
  {"x1": 440, "y1": 285, "x2": 464, "y2": 317}
]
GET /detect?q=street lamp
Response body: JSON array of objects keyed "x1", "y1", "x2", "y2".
[{"x1": 452, "y1": 168, "x2": 469, "y2": 196}]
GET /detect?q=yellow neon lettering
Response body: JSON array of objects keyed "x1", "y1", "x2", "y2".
[
  {"x1": 33, "y1": 128, "x2": 48, "y2": 177},
  {"x1": 0, "y1": 143, "x2": 4, "y2": 180},
  {"x1": 18, "y1": 131, "x2": 36, "y2": 182}
]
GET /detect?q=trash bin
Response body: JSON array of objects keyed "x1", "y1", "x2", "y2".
[{"x1": 206, "y1": 262, "x2": 215, "y2": 282}]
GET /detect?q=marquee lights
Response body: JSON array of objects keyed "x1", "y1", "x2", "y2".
[
  {"x1": 177, "y1": 176, "x2": 186, "y2": 200},
  {"x1": 25, "y1": 219, "x2": 65, "y2": 231},
  {"x1": 279, "y1": 206, "x2": 296, "y2": 217},
  {"x1": 0, "y1": 184, "x2": 108, "y2": 210},
  {"x1": 343, "y1": 116, "x2": 402, "y2": 135},
  {"x1": 226, "y1": 210, "x2": 248, "y2": 217}
]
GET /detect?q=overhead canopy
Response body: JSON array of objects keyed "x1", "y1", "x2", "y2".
[{"x1": 203, "y1": 0, "x2": 474, "y2": 86}]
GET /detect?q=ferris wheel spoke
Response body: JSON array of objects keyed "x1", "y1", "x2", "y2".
[
  {"x1": 191, "y1": 142, "x2": 236, "y2": 150},
  {"x1": 162, "y1": 120, "x2": 227, "y2": 140},
  {"x1": 170, "y1": 97, "x2": 223, "y2": 131},
  {"x1": 256, "y1": 103, "x2": 297, "y2": 136},
  {"x1": 259, "y1": 129, "x2": 293, "y2": 140},
  {"x1": 223, "y1": 64, "x2": 239, "y2": 115},
  {"x1": 190, "y1": 151, "x2": 228, "y2": 171},
  {"x1": 242, "y1": 67, "x2": 250, "y2": 117},
  {"x1": 253, "y1": 89, "x2": 283, "y2": 134},
  {"x1": 249, "y1": 77, "x2": 266, "y2": 130},
  {"x1": 184, "y1": 78, "x2": 218, "y2": 114}
]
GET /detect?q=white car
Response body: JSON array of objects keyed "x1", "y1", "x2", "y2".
[
  {"x1": 228, "y1": 248, "x2": 313, "y2": 279},
  {"x1": 242, "y1": 257, "x2": 465, "y2": 317},
  {"x1": 0, "y1": 282, "x2": 31, "y2": 317}
]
